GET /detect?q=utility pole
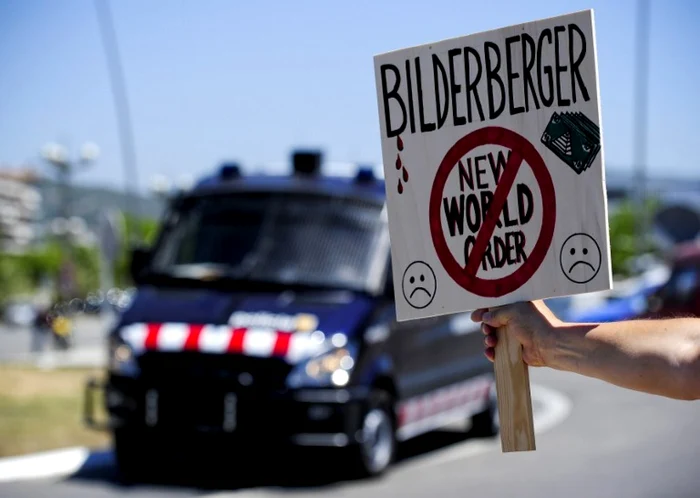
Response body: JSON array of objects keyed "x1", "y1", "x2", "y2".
[
  {"x1": 633, "y1": 0, "x2": 651, "y2": 259},
  {"x1": 94, "y1": 0, "x2": 142, "y2": 242}
]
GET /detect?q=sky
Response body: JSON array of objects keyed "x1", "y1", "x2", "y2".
[{"x1": 0, "y1": 0, "x2": 698, "y2": 195}]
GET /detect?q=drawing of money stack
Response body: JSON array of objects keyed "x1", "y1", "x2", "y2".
[{"x1": 541, "y1": 111, "x2": 601, "y2": 175}]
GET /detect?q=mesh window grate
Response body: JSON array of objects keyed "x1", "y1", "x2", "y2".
[{"x1": 150, "y1": 192, "x2": 388, "y2": 292}]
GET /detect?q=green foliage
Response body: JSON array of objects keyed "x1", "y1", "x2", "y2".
[
  {"x1": 120, "y1": 213, "x2": 159, "y2": 247},
  {"x1": 113, "y1": 213, "x2": 160, "y2": 288},
  {"x1": 71, "y1": 244, "x2": 100, "y2": 297},
  {"x1": 607, "y1": 197, "x2": 661, "y2": 277},
  {"x1": 0, "y1": 253, "x2": 35, "y2": 303},
  {"x1": 0, "y1": 212, "x2": 161, "y2": 304}
]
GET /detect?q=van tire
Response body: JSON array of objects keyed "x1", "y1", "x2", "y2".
[{"x1": 349, "y1": 389, "x2": 396, "y2": 478}]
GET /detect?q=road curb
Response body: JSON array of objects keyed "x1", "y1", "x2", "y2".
[{"x1": 0, "y1": 447, "x2": 114, "y2": 483}]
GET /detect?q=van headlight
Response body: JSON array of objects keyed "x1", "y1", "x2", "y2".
[
  {"x1": 286, "y1": 342, "x2": 358, "y2": 389},
  {"x1": 108, "y1": 335, "x2": 139, "y2": 376}
]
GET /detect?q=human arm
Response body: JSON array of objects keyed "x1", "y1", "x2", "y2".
[{"x1": 471, "y1": 301, "x2": 700, "y2": 401}]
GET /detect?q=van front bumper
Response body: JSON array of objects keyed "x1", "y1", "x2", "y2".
[{"x1": 85, "y1": 375, "x2": 371, "y2": 448}]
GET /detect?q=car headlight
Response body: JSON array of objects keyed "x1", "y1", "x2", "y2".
[
  {"x1": 108, "y1": 335, "x2": 139, "y2": 376},
  {"x1": 286, "y1": 340, "x2": 358, "y2": 389}
]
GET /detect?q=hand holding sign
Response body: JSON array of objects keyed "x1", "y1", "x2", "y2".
[{"x1": 374, "y1": 10, "x2": 611, "y2": 452}]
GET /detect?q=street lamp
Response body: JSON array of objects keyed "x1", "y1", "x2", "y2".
[
  {"x1": 80, "y1": 142, "x2": 101, "y2": 163},
  {"x1": 41, "y1": 141, "x2": 100, "y2": 170}
]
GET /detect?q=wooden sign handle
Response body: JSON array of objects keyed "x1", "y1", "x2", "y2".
[{"x1": 494, "y1": 327, "x2": 536, "y2": 452}]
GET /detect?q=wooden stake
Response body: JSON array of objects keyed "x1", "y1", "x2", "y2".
[{"x1": 494, "y1": 327, "x2": 536, "y2": 452}]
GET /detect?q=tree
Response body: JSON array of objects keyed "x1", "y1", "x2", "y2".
[
  {"x1": 607, "y1": 197, "x2": 661, "y2": 278},
  {"x1": 113, "y1": 213, "x2": 160, "y2": 288}
]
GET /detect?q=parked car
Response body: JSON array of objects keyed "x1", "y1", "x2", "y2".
[{"x1": 641, "y1": 242, "x2": 700, "y2": 319}]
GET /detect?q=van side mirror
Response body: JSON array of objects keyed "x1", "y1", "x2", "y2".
[{"x1": 129, "y1": 246, "x2": 151, "y2": 284}]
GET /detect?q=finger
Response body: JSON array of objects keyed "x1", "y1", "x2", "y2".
[
  {"x1": 481, "y1": 305, "x2": 514, "y2": 327},
  {"x1": 471, "y1": 308, "x2": 488, "y2": 322},
  {"x1": 484, "y1": 346, "x2": 495, "y2": 362},
  {"x1": 484, "y1": 333, "x2": 497, "y2": 348},
  {"x1": 480, "y1": 323, "x2": 492, "y2": 335}
]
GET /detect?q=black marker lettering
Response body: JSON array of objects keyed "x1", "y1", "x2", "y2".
[
  {"x1": 517, "y1": 183, "x2": 533, "y2": 223},
  {"x1": 553, "y1": 25, "x2": 570, "y2": 106},
  {"x1": 487, "y1": 150, "x2": 510, "y2": 184},
  {"x1": 475, "y1": 155, "x2": 488, "y2": 189},
  {"x1": 502, "y1": 201, "x2": 518, "y2": 227},
  {"x1": 514, "y1": 231, "x2": 527, "y2": 263},
  {"x1": 464, "y1": 47, "x2": 485, "y2": 122},
  {"x1": 404, "y1": 59, "x2": 416, "y2": 133},
  {"x1": 459, "y1": 159, "x2": 474, "y2": 192},
  {"x1": 443, "y1": 195, "x2": 465, "y2": 237},
  {"x1": 465, "y1": 194, "x2": 481, "y2": 233},
  {"x1": 415, "y1": 57, "x2": 435, "y2": 132},
  {"x1": 433, "y1": 54, "x2": 449, "y2": 129},
  {"x1": 484, "y1": 41, "x2": 505, "y2": 119},
  {"x1": 380, "y1": 64, "x2": 406, "y2": 137},
  {"x1": 448, "y1": 48, "x2": 466, "y2": 126},
  {"x1": 568, "y1": 23, "x2": 590, "y2": 103},
  {"x1": 505, "y1": 35, "x2": 524, "y2": 115},
  {"x1": 521, "y1": 33, "x2": 539, "y2": 111},
  {"x1": 480, "y1": 190, "x2": 502, "y2": 228},
  {"x1": 537, "y1": 29, "x2": 554, "y2": 107}
]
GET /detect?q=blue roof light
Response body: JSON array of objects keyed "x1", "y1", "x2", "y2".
[
  {"x1": 355, "y1": 166, "x2": 375, "y2": 183},
  {"x1": 219, "y1": 163, "x2": 241, "y2": 179}
]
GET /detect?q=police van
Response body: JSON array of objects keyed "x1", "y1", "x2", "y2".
[{"x1": 85, "y1": 151, "x2": 497, "y2": 479}]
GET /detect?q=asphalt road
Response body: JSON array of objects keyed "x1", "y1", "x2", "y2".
[{"x1": 2, "y1": 367, "x2": 699, "y2": 498}]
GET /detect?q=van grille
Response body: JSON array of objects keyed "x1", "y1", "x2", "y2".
[{"x1": 136, "y1": 351, "x2": 294, "y2": 393}]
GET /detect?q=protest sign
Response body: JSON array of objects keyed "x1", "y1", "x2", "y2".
[{"x1": 374, "y1": 9, "x2": 611, "y2": 452}]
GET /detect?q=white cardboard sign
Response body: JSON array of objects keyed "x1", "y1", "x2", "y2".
[{"x1": 373, "y1": 9, "x2": 612, "y2": 322}]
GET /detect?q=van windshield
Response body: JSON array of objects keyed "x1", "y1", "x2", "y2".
[{"x1": 148, "y1": 191, "x2": 390, "y2": 294}]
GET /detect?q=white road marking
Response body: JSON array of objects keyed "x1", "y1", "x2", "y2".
[
  {"x1": 0, "y1": 447, "x2": 100, "y2": 483},
  {"x1": 0, "y1": 384, "x2": 571, "y2": 485}
]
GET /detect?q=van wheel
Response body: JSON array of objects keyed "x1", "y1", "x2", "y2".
[{"x1": 350, "y1": 390, "x2": 396, "y2": 478}]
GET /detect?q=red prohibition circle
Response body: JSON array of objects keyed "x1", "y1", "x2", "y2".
[{"x1": 429, "y1": 126, "x2": 556, "y2": 298}]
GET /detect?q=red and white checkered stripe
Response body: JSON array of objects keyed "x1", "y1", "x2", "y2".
[
  {"x1": 397, "y1": 375, "x2": 493, "y2": 428},
  {"x1": 120, "y1": 322, "x2": 326, "y2": 364}
]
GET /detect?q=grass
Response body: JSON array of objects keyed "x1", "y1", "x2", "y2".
[{"x1": 0, "y1": 365, "x2": 110, "y2": 458}]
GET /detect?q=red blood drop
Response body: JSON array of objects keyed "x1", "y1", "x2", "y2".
[
  {"x1": 396, "y1": 154, "x2": 402, "y2": 169},
  {"x1": 398, "y1": 179, "x2": 403, "y2": 194},
  {"x1": 397, "y1": 135, "x2": 404, "y2": 151},
  {"x1": 402, "y1": 167, "x2": 409, "y2": 182}
]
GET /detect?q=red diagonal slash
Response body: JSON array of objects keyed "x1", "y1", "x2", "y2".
[{"x1": 464, "y1": 150, "x2": 524, "y2": 275}]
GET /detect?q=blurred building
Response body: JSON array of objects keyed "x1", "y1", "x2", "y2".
[{"x1": 0, "y1": 167, "x2": 42, "y2": 253}]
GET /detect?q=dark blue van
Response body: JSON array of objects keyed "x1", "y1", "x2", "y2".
[{"x1": 85, "y1": 152, "x2": 496, "y2": 479}]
